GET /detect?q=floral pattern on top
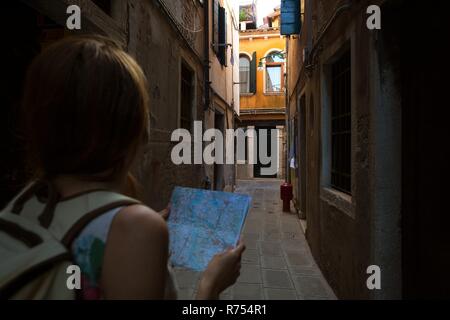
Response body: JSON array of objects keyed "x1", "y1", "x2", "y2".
[{"x1": 71, "y1": 207, "x2": 122, "y2": 300}]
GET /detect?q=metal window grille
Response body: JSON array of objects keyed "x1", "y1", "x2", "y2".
[{"x1": 331, "y1": 50, "x2": 351, "y2": 194}]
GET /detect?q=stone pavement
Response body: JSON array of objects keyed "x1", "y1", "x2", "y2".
[{"x1": 173, "y1": 179, "x2": 336, "y2": 300}]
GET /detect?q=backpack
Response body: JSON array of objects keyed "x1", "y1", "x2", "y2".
[{"x1": 0, "y1": 180, "x2": 140, "y2": 300}]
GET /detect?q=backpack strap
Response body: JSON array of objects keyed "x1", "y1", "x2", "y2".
[
  {"x1": 52, "y1": 191, "x2": 140, "y2": 247},
  {"x1": 0, "y1": 184, "x2": 140, "y2": 300},
  {"x1": 0, "y1": 218, "x2": 43, "y2": 248},
  {"x1": 8, "y1": 181, "x2": 46, "y2": 214},
  {"x1": 0, "y1": 211, "x2": 70, "y2": 299},
  {"x1": 15, "y1": 182, "x2": 141, "y2": 248}
]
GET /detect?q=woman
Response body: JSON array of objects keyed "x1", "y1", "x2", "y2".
[{"x1": 19, "y1": 35, "x2": 244, "y2": 299}]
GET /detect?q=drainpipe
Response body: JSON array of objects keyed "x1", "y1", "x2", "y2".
[
  {"x1": 203, "y1": 0, "x2": 211, "y2": 112},
  {"x1": 285, "y1": 36, "x2": 290, "y2": 184},
  {"x1": 280, "y1": 36, "x2": 293, "y2": 213},
  {"x1": 202, "y1": 0, "x2": 211, "y2": 190}
]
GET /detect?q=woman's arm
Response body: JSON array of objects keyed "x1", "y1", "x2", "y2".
[{"x1": 101, "y1": 204, "x2": 169, "y2": 299}]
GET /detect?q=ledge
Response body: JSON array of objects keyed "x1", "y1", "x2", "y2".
[
  {"x1": 320, "y1": 187, "x2": 354, "y2": 219},
  {"x1": 264, "y1": 92, "x2": 284, "y2": 96}
]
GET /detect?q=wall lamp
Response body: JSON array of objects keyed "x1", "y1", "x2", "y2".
[{"x1": 257, "y1": 50, "x2": 286, "y2": 71}]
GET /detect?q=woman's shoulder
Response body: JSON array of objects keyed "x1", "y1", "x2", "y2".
[
  {"x1": 111, "y1": 204, "x2": 169, "y2": 243},
  {"x1": 100, "y1": 204, "x2": 170, "y2": 299}
]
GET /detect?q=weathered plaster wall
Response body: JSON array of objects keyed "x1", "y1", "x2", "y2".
[
  {"x1": 287, "y1": 0, "x2": 401, "y2": 299},
  {"x1": 127, "y1": 0, "x2": 207, "y2": 210}
]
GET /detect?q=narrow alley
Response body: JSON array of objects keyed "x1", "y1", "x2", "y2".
[
  {"x1": 174, "y1": 179, "x2": 336, "y2": 300},
  {"x1": 1, "y1": 0, "x2": 449, "y2": 303}
]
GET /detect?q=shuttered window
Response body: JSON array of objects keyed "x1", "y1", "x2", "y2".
[{"x1": 218, "y1": 5, "x2": 227, "y2": 66}]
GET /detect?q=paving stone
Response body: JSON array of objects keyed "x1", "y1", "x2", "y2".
[
  {"x1": 219, "y1": 293, "x2": 233, "y2": 300},
  {"x1": 263, "y1": 224, "x2": 279, "y2": 234},
  {"x1": 248, "y1": 209, "x2": 265, "y2": 217},
  {"x1": 264, "y1": 288, "x2": 298, "y2": 300},
  {"x1": 261, "y1": 256, "x2": 287, "y2": 270},
  {"x1": 177, "y1": 288, "x2": 195, "y2": 300},
  {"x1": 279, "y1": 213, "x2": 300, "y2": 222},
  {"x1": 259, "y1": 241, "x2": 283, "y2": 257},
  {"x1": 292, "y1": 275, "x2": 334, "y2": 298},
  {"x1": 241, "y1": 236, "x2": 258, "y2": 250},
  {"x1": 242, "y1": 232, "x2": 261, "y2": 240},
  {"x1": 281, "y1": 239, "x2": 308, "y2": 251},
  {"x1": 288, "y1": 265, "x2": 320, "y2": 276},
  {"x1": 174, "y1": 269, "x2": 200, "y2": 289},
  {"x1": 232, "y1": 283, "x2": 264, "y2": 300},
  {"x1": 284, "y1": 250, "x2": 314, "y2": 267},
  {"x1": 263, "y1": 231, "x2": 282, "y2": 241},
  {"x1": 281, "y1": 222, "x2": 302, "y2": 234},
  {"x1": 243, "y1": 223, "x2": 262, "y2": 234},
  {"x1": 237, "y1": 264, "x2": 262, "y2": 284},
  {"x1": 247, "y1": 216, "x2": 264, "y2": 225},
  {"x1": 262, "y1": 269, "x2": 294, "y2": 289},
  {"x1": 242, "y1": 249, "x2": 260, "y2": 265},
  {"x1": 263, "y1": 215, "x2": 280, "y2": 224},
  {"x1": 281, "y1": 231, "x2": 306, "y2": 240},
  {"x1": 299, "y1": 295, "x2": 336, "y2": 300}
]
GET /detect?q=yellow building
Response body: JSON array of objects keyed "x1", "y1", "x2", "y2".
[{"x1": 237, "y1": 25, "x2": 286, "y2": 179}]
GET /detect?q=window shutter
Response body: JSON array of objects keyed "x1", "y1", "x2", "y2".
[
  {"x1": 224, "y1": 10, "x2": 227, "y2": 66},
  {"x1": 218, "y1": 6, "x2": 226, "y2": 65},
  {"x1": 213, "y1": 0, "x2": 219, "y2": 53},
  {"x1": 250, "y1": 51, "x2": 257, "y2": 93}
]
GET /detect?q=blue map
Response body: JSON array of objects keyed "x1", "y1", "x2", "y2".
[{"x1": 167, "y1": 187, "x2": 251, "y2": 271}]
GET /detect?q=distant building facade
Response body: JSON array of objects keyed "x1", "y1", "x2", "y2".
[{"x1": 237, "y1": 21, "x2": 286, "y2": 180}]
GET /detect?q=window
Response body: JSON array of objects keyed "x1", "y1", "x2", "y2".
[
  {"x1": 180, "y1": 62, "x2": 194, "y2": 131},
  {"x1": 330, "y1": 50, "x2": 351, "y2": 194},
  {"x1": 265, "y1": 52, "x2": 284, "y2": 93},
  {"x1": 239, "y1": 55, "x2": 250, "y2": 94}
]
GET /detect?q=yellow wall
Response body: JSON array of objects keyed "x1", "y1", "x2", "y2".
[
  {"x1": 272, "y1": 15, "x2": 281, "y2": 28},
  {"x1": 239, "y1": 31, "x2": 286, "y2": 111}
]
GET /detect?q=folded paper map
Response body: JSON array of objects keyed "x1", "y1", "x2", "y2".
[{"x1": 167, "y1": 186, "x2": 251, "y2": 271}]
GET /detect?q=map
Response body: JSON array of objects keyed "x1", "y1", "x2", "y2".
[{"x1": 167, "y1": 187, "x2": 251, "y2": 271}]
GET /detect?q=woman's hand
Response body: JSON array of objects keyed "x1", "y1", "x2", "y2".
[{"x1": 196, "y1": 241, "x2": 246, "y2": 300}]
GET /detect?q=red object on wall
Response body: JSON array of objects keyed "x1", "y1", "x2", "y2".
[{"x1": 280, "y1": 183, "x2": 293, "y2": 212}]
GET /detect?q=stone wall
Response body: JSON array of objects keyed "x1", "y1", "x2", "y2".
[{"x1": 286, "y1": 0, "x2": 402, "y2": 299}]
